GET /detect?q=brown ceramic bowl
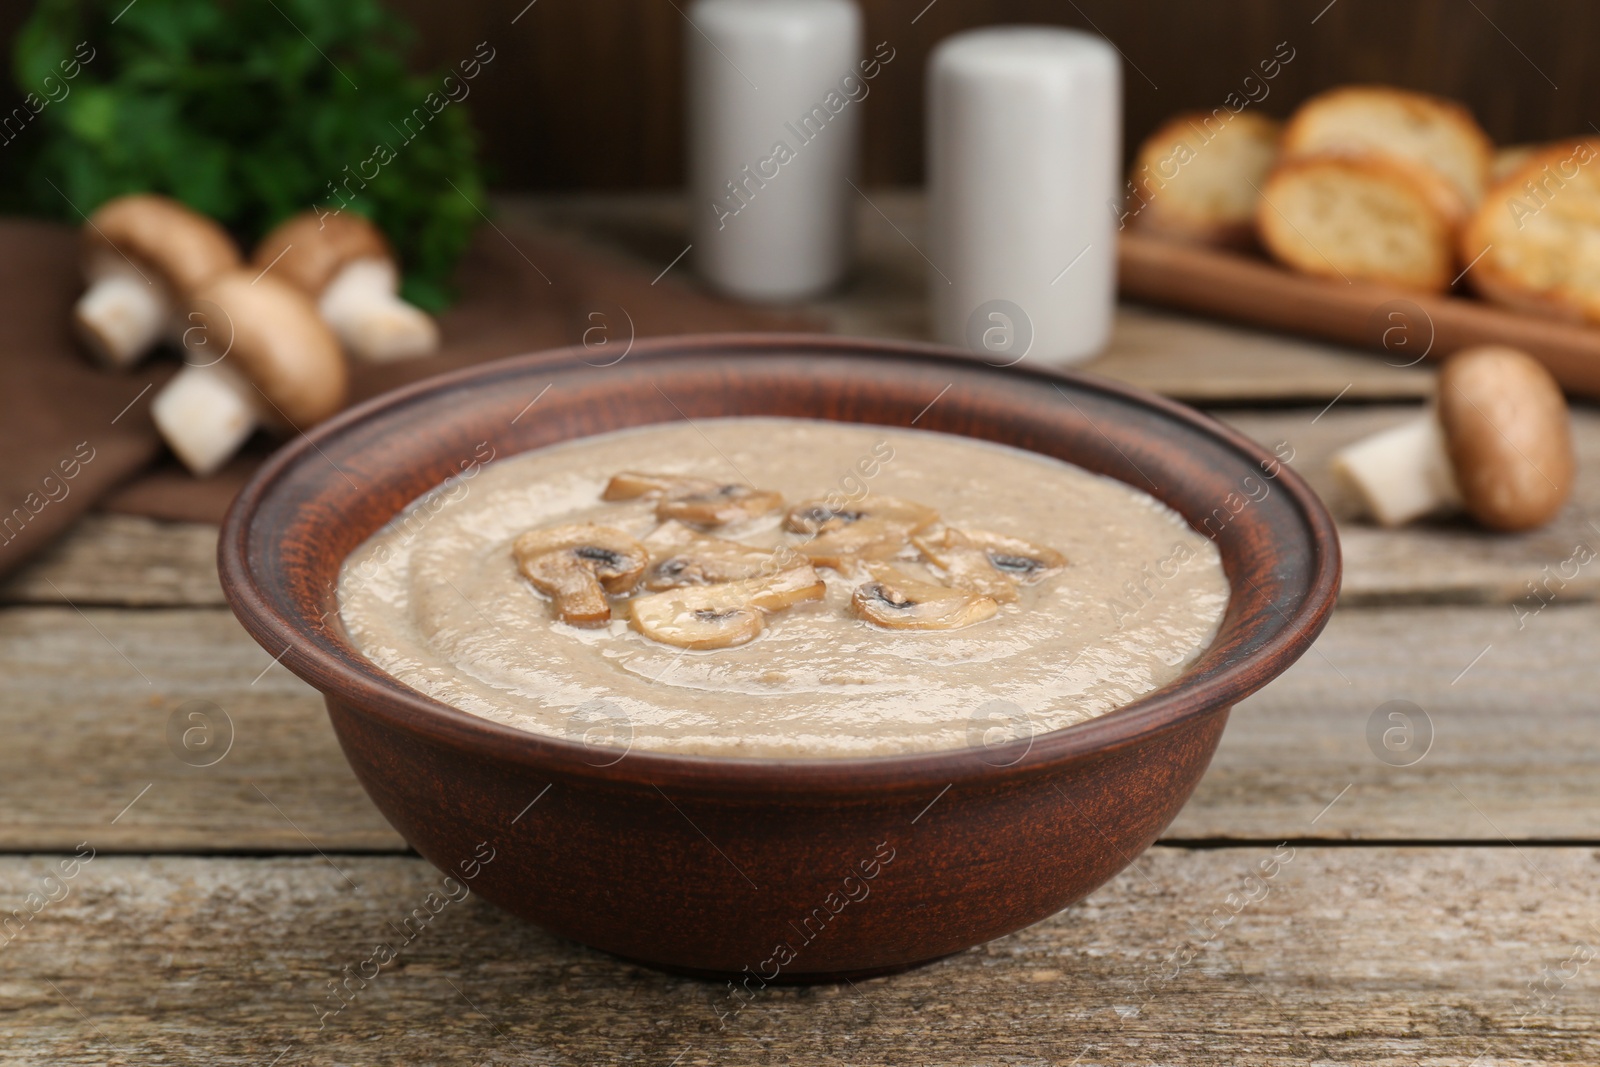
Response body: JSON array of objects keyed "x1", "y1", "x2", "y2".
[{"x1": 220, "y1": 334, "x2": 1339, "y2": 982}]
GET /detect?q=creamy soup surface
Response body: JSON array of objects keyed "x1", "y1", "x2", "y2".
[{"x1": 338, "y1": 418, "x2": 1230, "y2": 758}]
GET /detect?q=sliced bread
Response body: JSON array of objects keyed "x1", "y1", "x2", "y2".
[
  {"x1": 1280, "y1": 85, "x2": 1492, "y2": 224},
  {"x1": 1490, "y1": 143, "x2": 1542, "y2": 185},
  {"x1": 1256, "y1": 154, "x2": 1456, "y2": 291},
  {"x1": 1125, "y1": 110, "x2": 1280, "y2": 248},
  {"x1": 1460, "y1": 139, "x2": 1600, "y2": 323}
]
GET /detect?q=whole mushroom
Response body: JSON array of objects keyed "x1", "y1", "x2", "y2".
[
  {"x1": 73, "y1": 194, "x2": 241, "y2": 368},
  {"x1": 1330, "y1": 345, "x2": 1573, "y2": 531},
  {"x1": 149, "y1": 270, "x2": 348, "y2": 477},
  {"x1": 250, "y1": 212, "x2": 439, "y2": 362}
]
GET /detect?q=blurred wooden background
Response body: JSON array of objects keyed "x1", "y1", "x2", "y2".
[{"x1": 4, "y1": 0, "x2": 1592, "y2": 189}]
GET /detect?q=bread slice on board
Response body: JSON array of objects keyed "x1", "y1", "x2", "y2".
[
  {"x1": 1125, "y1": 110, "x2": 1280, "y2": 248},
  {"x1": 1461, "y1": 139, "x2": 1600, "y2": 323},
  {"x1": 1280, "y1": 85, "x2": 1492, "y2": 224},
  {"x1": 1256, "y1": 154, "x2": 1456, "y2": 291},
  {"x1": 1491, "y1": 143, "x2": 1543, "y2": 185}
]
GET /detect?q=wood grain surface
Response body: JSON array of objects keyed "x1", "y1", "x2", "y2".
[
  {"x1": 4, "y1": 848, "x2": 1595, "y2": 1065},
  {"x1": 0, "y1": 515, "x2": 222, "y2": 607},
  {"x1": 0, "y1": 604, "x2": 400, "y2": 852}
]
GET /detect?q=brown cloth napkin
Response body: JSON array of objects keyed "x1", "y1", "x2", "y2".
[{"x1": 0, "y1": 218, "x2": 817, "y2": 579}]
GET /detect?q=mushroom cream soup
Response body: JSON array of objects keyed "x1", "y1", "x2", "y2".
[{"x1": 337, "y1": 418, "x2": 1230, "y2": 758}]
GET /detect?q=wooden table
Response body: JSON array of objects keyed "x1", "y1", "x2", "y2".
[{"x1": 5, "y1": 194, "x2": 1597, "y2": 1065}]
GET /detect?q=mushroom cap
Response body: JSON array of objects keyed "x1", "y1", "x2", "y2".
[
  {"x1": 83, "y1": 194, "x2": 241, "y2": 295},
  {"x1": 251, "y1": 211, "x2": 395, "y2": 295},
  {"x1": 1437, "y1": 345, "x2": 1573, "y2": 531},
  {"x1": 190, "y1": 270, "x2": 348, "y2": 430}
]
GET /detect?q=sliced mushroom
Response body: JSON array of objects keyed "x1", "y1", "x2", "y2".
[
  {"x1": 512, "y1": 524, "x2": 648, "y2": 627},
  {"x1": 785, "y1": 501, "x2": 866, "y2": 535},
  {"x1": 662, "y1": 484, "x2": 784, "y2": 525},
  {"x1": 640, "y1": 520, "x2": 792, "y2": 588},
  {"x1": 852, "y1": 564, "x2": 999, "y2": 631},
  {"x1": 629, "y1": 565, "x2": 826, "y2": 649},
  {"x1": 645, "y1": 535, "x2": 778, "y2": 590},
  {"x1": 640, "y1": 519, "x2": 701, "y2": 551},
  {"x1": 975, "y1": 531, "x2": 1068, "y2": 584},
  {"x1": 602, "y1": 472, "x2": 705, "y2": 501},
  {"x1": 915, "y1": 527, "x2": 1066, "y2": 602},
  {"x1": 914, "y1": 528, "x2": 1018, "y2": 603},
  {"x1": 633, "y1": 594, "x2": 763, "y2": 649},
  {"x1": 519, "y1": 554, "x2": 611, "y2": 627},
  {"x1": 788, "y1": 497, "x2": 939, "y2": 569},
  {"x1": 602, "y1": 471, "x2": 782, "y2": 526}
]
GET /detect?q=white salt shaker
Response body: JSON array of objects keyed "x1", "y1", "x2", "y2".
[
  {"x1": 928, "y1": 27, "x2": 1120, "y2": 365},
  {"x1": 686, "y1": 0, "x2": 862, "y2": 302}
]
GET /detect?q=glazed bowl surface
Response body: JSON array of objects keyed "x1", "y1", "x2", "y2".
[{"x1": 219, "y1": 334, "x2": 1340, "y2": 980}]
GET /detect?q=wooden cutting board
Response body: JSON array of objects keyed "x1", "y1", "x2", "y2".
[{"x1": 1118, "y1": 232, "x2": 1600, "y2": 400}]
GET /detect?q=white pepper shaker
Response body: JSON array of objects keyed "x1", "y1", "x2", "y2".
[
  {"x1": 927, "y1": 27, "x2": 1120, "y2": 365},
  {"x1": 686, "y1": 0, "x2": 862, "y2": 302}
]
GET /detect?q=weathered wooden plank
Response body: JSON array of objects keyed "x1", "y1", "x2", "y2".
[
  {"x1": 0, "y1": 514, "x2": 222, "y2": 607},
  {"x1": 2, "y1": 848, "x2": 1594, "y2": 1065},
  {"x1": 1171, "y1": 602, "x2": 1600, "y2": 841},
  {"x1": 1102, "y1": 304, "x2": 1435, "y2": 404},
  {"x1": 2, "y1": 603, "x2": 1595, "y2": 851},
  {"x1": 499, "y1": 192, "x2": 1438, "y2": 403},
  {"x1": 0, "y1": 606, "x2": 404, "y2": 852}
]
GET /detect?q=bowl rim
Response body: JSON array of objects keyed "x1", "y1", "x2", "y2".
[{"x1": 220, "y1": 333, "x2": 1341, "y2": 793}]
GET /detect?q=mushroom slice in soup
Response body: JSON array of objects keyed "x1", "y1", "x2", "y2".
[
  {"x1": 629, "y1": 565, "x2": 826, "y2": 649},
  {"x1": 788, "y1": 497, "x2": 938, "y2": 570},
  {"x1": 513, "y1": 524, "x2": 648, "y2": 627},
  {"x1": 603, "y1": 471, "x2": 783, "y2": 526},
  {"x1": 851, "y1": 564, "x2": 999, "y2": 631}
]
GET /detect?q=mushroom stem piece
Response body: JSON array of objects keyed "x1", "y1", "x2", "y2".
[
  {"x1": 149, "y1": 271, "x2": 347, "y2": 477},
  {"x1": 318, "y1": 258, "x2": 440, "y2": 363},
  {"x1": 1331, "y1": 345, "x2": 1573, "y2": 531},
  {"x1": 73, "y1": 264, "x2": 170, "y2": 368},
  {"x1": 1330, "y1": 414, "x2": 1463, "y2": 528},
  {"x1": 148, "y1": 361, "x2": 258, "y2": 477}
]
